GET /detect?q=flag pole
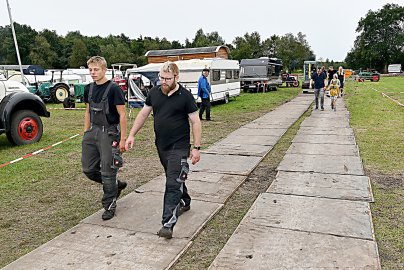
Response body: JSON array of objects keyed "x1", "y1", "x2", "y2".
[{"x1": 5, "y1": 0, "x2": 26, "y2": 85}]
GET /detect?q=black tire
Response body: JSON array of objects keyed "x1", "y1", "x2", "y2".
[
  {"x1": 63, "y1": 97, "x2": 76, "y2": 109},
  {"x1": 51, "y1": 83, "x2": 70, "y2": 103},
  {"x1": 6, "y1": 110, "x2": 43, "y2": 145}
]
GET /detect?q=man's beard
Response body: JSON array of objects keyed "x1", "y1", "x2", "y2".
[{"x1": 161, "y1": 80, "x2": 176, "y2": 94}]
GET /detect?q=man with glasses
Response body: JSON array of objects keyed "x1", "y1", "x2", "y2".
[
  {"x1": 82, "y1": 56, "x2": 127, "y2": 221},
  {"x1": 197, "y1": 68, "x2": 212, "y2": 120},
  {"x1": 125, "y1": 61, "x2": 202, "y2": 239}
]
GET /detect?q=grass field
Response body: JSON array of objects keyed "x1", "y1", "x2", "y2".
[
  {"x1": 344, "y1": 76, "x2": 404, "y2": 269},
  {"x1": 0, "y1": 87, "x2": 301, "y2": 268}
]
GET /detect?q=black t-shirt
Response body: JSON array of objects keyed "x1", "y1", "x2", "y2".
[
  {"x1": 84, "y1": 80, "x2": 125, "y2": 125},
  {"x1": 145, "y1": 84, "x2": 198, "y2": 150}
]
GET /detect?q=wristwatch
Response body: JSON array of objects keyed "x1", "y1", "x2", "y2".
[{"x1": 193, "y1": 146, "x2": 201, "y2": 150}]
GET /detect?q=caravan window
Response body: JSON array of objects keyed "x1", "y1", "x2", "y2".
[
  {"x1": 225, "y1": 70, "x2": 232, "y2": 79},
  {"x1": 233, "y1": 70, "x2": 239, "y2": 79},
  {"x1": 212, "y1": 70, "x2": 221, "y2": 81}
]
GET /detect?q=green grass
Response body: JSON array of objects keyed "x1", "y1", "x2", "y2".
[
  {"x1": 345, "y1": 76, "x2": 404, "y2": 269},
  {"x1": 0, "y1": 87, "x2": 301, "y2": 268}
]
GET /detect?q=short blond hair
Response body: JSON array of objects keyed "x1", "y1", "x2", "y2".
[
  {"x1": 160, "y1": 61, "x2": 179, "y2": 76},
  {"x1": 87, "y1": 56, "x2": 107, "y2": 69}
]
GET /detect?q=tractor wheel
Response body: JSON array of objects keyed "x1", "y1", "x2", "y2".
[
  {"x1": 63, "y1": 97, "x2": 76, "y2": 109},
  {"x1": 51, "y1": 83, "x2": 70, "y2": 103},
  {"x1": 292, "y1": 80, "x2": 300, "y2": 87},
  {"x1": 6, "y1": 110, "x2": 43, "y2": 145},
  {"x1": 372, "y1": 74, "x2": 380, "y2": 82}
]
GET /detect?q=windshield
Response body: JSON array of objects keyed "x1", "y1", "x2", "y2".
[{"x1": 240, "y1": 66, "x2": 267, "y2": 77}]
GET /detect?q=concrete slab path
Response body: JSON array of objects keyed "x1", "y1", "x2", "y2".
[
  {"x1": 209, "y1": 98, "x2": 381, "y2": 269},
  {"x1": 3, "y1": 94, "x2": 313, "y2": 270}
]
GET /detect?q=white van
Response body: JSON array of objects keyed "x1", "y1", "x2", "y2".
[
  {"x1": 387, "y1": 64, "x2": 402, "y2": 74},
  {"x1": 126, "y1": 58, "x2": 240, "y2": 104}
]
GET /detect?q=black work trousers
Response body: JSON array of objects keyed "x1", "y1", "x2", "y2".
[
  {"x1": 157, "y1": 147, "x2": 191, "y2": 229},
  {"x1": 199, "y1": 98, "x2": 211, "y2": 120},
  {"x1": 82, "y1": 125, "x2": 120, "y2": 210}
]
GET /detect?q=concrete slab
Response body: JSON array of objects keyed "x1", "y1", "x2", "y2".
[
  {"x1": 292, "y1": 134, "x2": 356, "y2": 145},
  {"x1": 135, "y1": 173, "x2": 246, "y2": 204},
  {"x1": 4, "y1": 224, "x2": 190, "y2": 270},
  {"x1": 267, "y1": 171, "x2": 374, "y2": 202},
  {"x1": 203, "y1": 143, "x2": 273, "y2": 156},
  {"x1": 230, "y1": 127, "x2": 287, "y2": 137},
  {"x1": 82, "y1": 192, "x2": 222, "y2": 239},
  {"x1": 286, "y1": 142, "x2": 359, "y2": 156},
  {"x1": 218, "y1": 134, "x2": 280, "y2": 146},
  {"x1": 243, "y1": 122, "x2": 292, "y2": 129},
  {"x1": 209, "y1": 226, "x2": 380, "y2": 270},
  {"x1": 191, "y1": 153, "x2": 262, "y2": 175},
  {"x1": 300, "y1": 117, "x2": 350, "y2": 128},
  {"x1": 244, "y1": 193, "x2": 374, "y2": 239},
  {"x1": 297, "y1": 126, "x2": 355, "y2": 136},
  {"x1": 277, "y1": 153, "x2": 364, "y2": 175}
]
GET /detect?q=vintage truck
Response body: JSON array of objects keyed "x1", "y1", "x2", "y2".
[{"x1": 0, "y1": 79, "x2": 50, "y2": 145}]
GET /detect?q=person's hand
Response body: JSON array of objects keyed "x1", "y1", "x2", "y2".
[
  {"x1": 190, "y1": 149, "x2": 200, "y2": 165},
  {"x1": 125, "y1": 135, "x2": 135, "y2": 151}
]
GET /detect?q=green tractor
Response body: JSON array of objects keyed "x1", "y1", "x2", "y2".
[
  {"x1": 356, "y1": 70, "x2": 380, "y2": 82},
  {"x1": 8, "y1": 69, "x2": 71, "y2": 103}
]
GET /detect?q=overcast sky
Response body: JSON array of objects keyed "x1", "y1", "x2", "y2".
[{"x1": 1, "y1": 0, "x2": 402, "y2": 62}]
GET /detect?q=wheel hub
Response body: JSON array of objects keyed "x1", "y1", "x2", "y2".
[{"x1": 18, "y1": 117, "x2": 39, "y2": 141}]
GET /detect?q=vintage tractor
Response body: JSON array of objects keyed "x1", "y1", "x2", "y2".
[{"x1": 356, "y1": 70, "x2": 380, "y2": 82}]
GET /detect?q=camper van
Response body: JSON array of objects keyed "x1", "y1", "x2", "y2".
[
  {"x1": 125, "y1": 58, "x2": 240, "y2": 104},
  {"x1": 239, "y1": 57, "x2": 283, "y2": 92}
]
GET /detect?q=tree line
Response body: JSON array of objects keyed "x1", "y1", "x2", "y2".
[
  {"x1": 346, "y1": 3, "x2": 404, "y2": 72},
  {"x1": 0, "y1": 24, "x2": 315, "y2": 71}
]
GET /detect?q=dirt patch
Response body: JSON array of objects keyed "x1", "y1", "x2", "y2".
[{"x1": 366, "y1": 169, "x2": 404, "y2": 189}]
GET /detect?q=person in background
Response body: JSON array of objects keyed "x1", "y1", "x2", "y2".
[
  {"x1": 337, "y1": 66, "x2": 345, "y2": 96},
  {"x1": 125, "y1": 61, "x2": 202, "y2": 239},
  {"x1": 310, "y1": 67, "x2": 327, "y2": 111},
  {"x1": 82, "y1": 56, "x2": 127, "y2": 221},
  {"x1": 327, "y1": 66, "x2": 336, "y2": 86},
  {"x1": 328, "y1": 74, "x2": 341, "y2": 111},
  {"x1": 197, "y1": 68, "x2": 212, "y2": 121}
]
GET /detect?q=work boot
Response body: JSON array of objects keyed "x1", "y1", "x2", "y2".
[
  {"x1": 102, "y1": 209, "x2": 115, "y2": 220},
  {"x1": 179, "y1": 204, "x2": 191, "y2": 216},
  {"x1": 157, "y1": 226, "x2": 173, "y2": 239},
  {"x1": 116, "y1": 180, "x2": 127, "y2": 199}
]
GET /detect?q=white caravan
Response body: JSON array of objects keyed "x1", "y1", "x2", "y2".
[{"x1": 126, "y1": 58, "x2": 240, "y2": 103}]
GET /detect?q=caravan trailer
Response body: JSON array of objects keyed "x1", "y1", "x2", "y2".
[{"x1": 126, "y1": 58, "x2": 240, "y2": 104}]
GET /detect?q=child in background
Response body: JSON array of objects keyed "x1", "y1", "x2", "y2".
[{"x1": 328, "y1": 74, "x2": 340, "y2": 111}]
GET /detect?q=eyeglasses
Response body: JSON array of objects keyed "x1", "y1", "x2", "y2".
[{"x1": 158, "y1": 75, "x2": 174, "y2": 82}]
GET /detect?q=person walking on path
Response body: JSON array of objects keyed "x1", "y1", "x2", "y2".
[
  {"x1": 198, "y1": 68, "x2": 212, "y2": 121},
  {"x1": 310, "y1": 67, "x2": 327, "y2": 110},
  {"x1": 327, "y1": 66, "x2": 336, "y2": 86},
  {"x1": 337, "y1": 66, "x2": 345, "y2": 96},
  {"x1": 82, "y1": 56, "x2": 127, "y2": 221},
  {"x1": 125, "y1": 61, "x2": 202, "y2": 239},
  {"x1": 328, "y1": 74, "x2": 341, "y2": 111}
]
